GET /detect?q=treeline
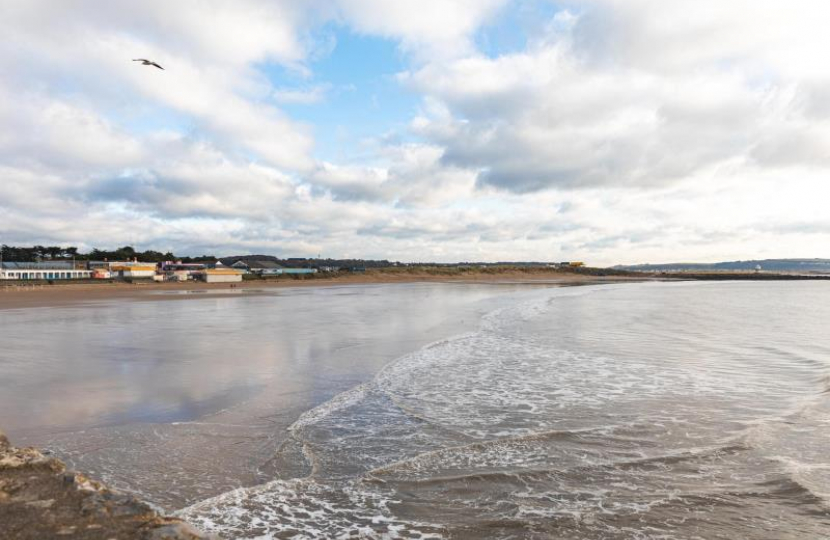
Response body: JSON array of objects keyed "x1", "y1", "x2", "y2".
[
  {"x1": 1, "y1": 245, "x2": 596, "y2": 271},
  {"x1": 0, "y1": 246, "x2": 391, "y2": 266},
  {"x1": 0, "y1": 245, "x2": 179, "y2": 263},
  {"x1": 0, "y1": 245, "x2": 79, "y2": 261}
]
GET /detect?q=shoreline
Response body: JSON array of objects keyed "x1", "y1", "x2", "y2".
[
  {"x1": 0, "y1": 270, "x2": 645, "y2": 310},
  {"x1": 2, "y1": 268, "x2": 827, "y2": 310}
]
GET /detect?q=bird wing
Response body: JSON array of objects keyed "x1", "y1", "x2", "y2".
[
  {"x1": 150, "y1": 62, "x2": 164, "y2": 70},
  {"x1": 132, "y1": 58, "x2": 148, "y2": 62}
]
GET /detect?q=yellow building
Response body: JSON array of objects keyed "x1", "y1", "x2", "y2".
[
  {"x1": 197, "y1": 269, "x2": 243, "y2": 283},
  {"x1": 110, "y1": 265, "x2": 157, "y2": 279}
]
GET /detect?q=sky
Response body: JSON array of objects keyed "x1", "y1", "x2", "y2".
[{"x1": 1, "y1": 0, "x2": 829, "y2": 266}]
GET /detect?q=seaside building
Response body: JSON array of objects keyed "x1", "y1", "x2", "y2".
[
  {"x1": 91, "y1": 269, "x2": 112, "y2": 279},
  {"x1": 84, "y1": 260, "x2": 164, "y2": 280},
  {"x1": 89, "y1": 260, "x2": 127, "y2": 269},
  {"x1": 110, "y1": 265, "x2": 157, "y2": 279},
  {"x1": 250, "y1": 260, "x2": 283, "y2": 275},
  {"x1": 197, "y1": 269, "x2": 243, "y2": 283},
  {"x1": 229, "y1": 260, "x2": 250, "y2": 273},
  {"x1": 230, "y1": 260, "x2": 283, "y2": 275},
  {"x1": 160, "y1": 261, "x2": 207, "y2": 281},
  {"x1": 281, "y1": 268, "x2": 317, "y2": 275},
  {"x1": 165, "y1": 270, "x2": 190, "y2": 282},
  {"x1": 229, "y1": 259, "x2": 318, "y2": 276},
  {"x1": 0, "y1": 261, "x2": 92, "y2": 280}
]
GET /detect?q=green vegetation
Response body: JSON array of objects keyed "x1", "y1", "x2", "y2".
[
  {"x1": 0, "y1": 244, "x2": 225, "y2": 264},
  {"x1": 361, "y1": 265, "x2": 632, "y2": 277},
  {"x1": 0, "y1": 245, "x2": 80, "y2": 262},
  {"x1": 0, "y1": 245, "x2": 174, "y2": 263}
]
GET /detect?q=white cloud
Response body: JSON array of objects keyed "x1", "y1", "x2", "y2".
[
  {"x1": 403, "y1": 2, "x2": 830, "y2": 191},
  {"x1": 273, "y1": 84, "x2": 332, "y2": 105},
  {"x1": 0, "y1": 0, "x2": 316, "y2": 171},
  {"x1": 335, "y1": 0, "x2": 508, "y2": 60},
  {"x1": 308, "y1": 144, "x2": 477, "y2": 205},
  {"x1": 0, "y1": 90, "x2": 144, "y2": 172}
]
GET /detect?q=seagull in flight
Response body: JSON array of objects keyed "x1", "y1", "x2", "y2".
[{"x1": 133, "y1": 58, "x2": 164, "y2": 70}]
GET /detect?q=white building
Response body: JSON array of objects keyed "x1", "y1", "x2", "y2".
[{"x1": 0, "y1": 262, "x2": 92, "y2": 280}]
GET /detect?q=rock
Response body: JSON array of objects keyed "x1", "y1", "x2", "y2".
[
  {"x1": 0, "y1": 430, "x2": 222, "y2": 539},
  {"x1": 0, "y1": 445, "x2": 63, "y2": 472},
  {"x1": 24, "y1": 498, "x2": 55, "y2": 508}
]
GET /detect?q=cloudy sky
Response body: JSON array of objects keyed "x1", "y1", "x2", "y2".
[{"x1": 1, "y1": 0, "x2": 829, "y2": 265}]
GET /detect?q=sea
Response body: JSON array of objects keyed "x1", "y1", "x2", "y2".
[{"x1": 1, "y1": 281, "x2": 829, "y2": 539}]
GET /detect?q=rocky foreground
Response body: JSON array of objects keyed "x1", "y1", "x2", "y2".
[{"x1": 0, "y1": 430, "x2": 220, "y2": 540}]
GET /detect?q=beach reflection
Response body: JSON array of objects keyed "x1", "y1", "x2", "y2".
[{"x1": 0, "y1": 283, "x2": 522, "y2": 507}]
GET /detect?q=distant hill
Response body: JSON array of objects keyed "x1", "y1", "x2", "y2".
[
  {"x1": 219, "y1": 255, "x2": 393, "y2": 269},
  {"x1": 613, "y1": 258, "x2": 830, "y2": 274}
]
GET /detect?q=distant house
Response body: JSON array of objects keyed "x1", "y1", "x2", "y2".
[
  {"x1": 252, "y1": 261, "x2": 284, "y2": 275},
  {"x1": 160, "y1": 261, "x2": 206, "y2": 281},
  {"x1": 165, "y1": 270, "x2": 191, "y2": 282},
  {"x1": 228, "y1": 260, "x2": 249, "y2": 273},
  {"x1": 161, "y1": 261, "x2": 207, "y2": 272},
  {"x1": 231, "y1": 260, "x2": 284, "y2": 276}
]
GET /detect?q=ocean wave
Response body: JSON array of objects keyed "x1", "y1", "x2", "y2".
[
  {"x1": 177, "y1": 477, "x2": 445, "y2": 540},
  {"x1": 179, "y1": 281, "x2": 830, "y2": 538},
  {"x1": 288, "y1": 381, "x2": 372, "y2": 435},
  {"x1": 285, "y1": 285, "x2": 593, "y2": 436}
]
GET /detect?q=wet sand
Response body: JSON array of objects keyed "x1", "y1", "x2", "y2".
[{"x1": 0, "y1": 281, "x2": 570, "y2": 509}]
